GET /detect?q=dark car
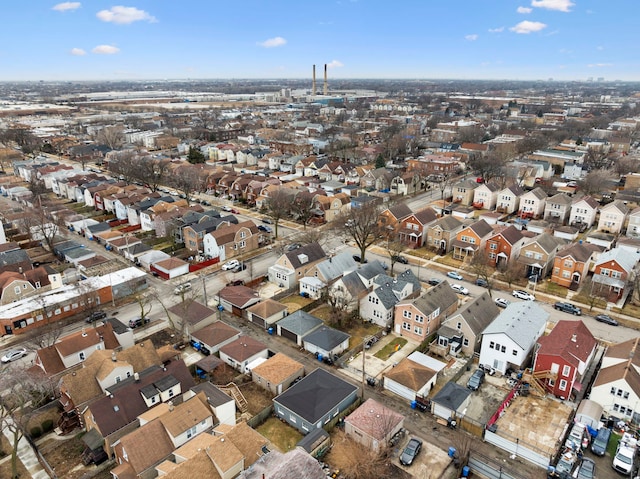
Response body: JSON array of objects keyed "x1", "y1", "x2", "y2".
[
  {"x1": 590, "y1": 428, "x2": 611, "y2": 456},
  {"x1": 262, "y1": 217, "x2": 273, "y2": 224},
  {"x1": 226, "y1": 279, "x2": 244, "y2": 286},
  {"x1": 128, "y1": 317, "x2": 150, "y2": 329},
  {"x1": 85, "y1": 310, "x2": 107, "y2": 323},
  {"x1": 595, "y1": 314, "x2": 618, "y2": 326},
  {"x1": 554, "y1": 302, "x2": 582, "y2": 315},
  {"x1": 475, "y1": 278, "x2": 488, "y2": 287},
  {"x1": 257, "y1": 225, "x2": 272, "y2": 233},
  {"x1": 427, "y1": 278, "x2": 443, "y2": 286},
  {"x1": 352, "y1": 255, "x2": 368, "y2": 263},
  {"x1": 392, "y1": 255, "x2": 409, "y2": 264},
  {"x1": 399, "y1": 438, "x2": 422, "y2": 466},
  {"x1": 576, "y1": 458, "x2": 595, "y2": 479},
  {"x1": 467, "y1": 368, "x2": 485, "y2": 391}
]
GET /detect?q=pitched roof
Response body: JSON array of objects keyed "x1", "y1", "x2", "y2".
[
  {"x1": 601, "y1": 199, "x2": 630, "y2": 215},
  {"x1": 191, "y1": 321, "x2": 240, "y2": 348},
  {"x1": 220, "y1": 421, "x2": 269, "y2": 468},
  {"x1": 386, "y1": 203, "x2": 412, "y2": 221},
  {"x1": 572, "y1": 195, "x2": 599, "y2": 209},
  {"x1": 237, "y1": 448, "x2": 326, "y2": 479},
  {"x1": 547, "y1": 193, "x2": 573, "y2": 205},
  {"x1": 431, "y1": 215, "x2": 463, "y2": 231},
  {"x1": 384, "y1": 357, "x2": 437, "y2": 390},
  {"x1": 277, "y1": 310, "x2": 323, "y2": 336},
  {"x1": 168, "y1": 301, "x2": 215, "y2": 326},
  {"x1": 595, "y1": 247, "x2": 639, "y2": 273},
  {"x1": 431, "y1": 382, "x2": 471, "y2": 410},
  {"x1": 556, "y1": 242, "x2": 602, "y2": 263},
  {"x1": 345, "y1": 398, "x2": 404, "y2": 440},
  {"x1": 219, "y1": 336, "x2": 268, "y2": 362},
  {"x1": 398, "y1": 280, "x2": 458, "y2": 316},
  {"x1": 250, "y1": 353, "x2": 304, "y2": 385},
  {"x1": 483, "y1": 302, "x2": 548, "y2": 350},
  {"x1": 246, "y1": 299, "x2": 288, "y2": 319},
  {"x1": 274, "y1": 368, "x2": 357, "y2": 424},
  {"x1": 218, "y1": 285, "x2": 260, "y2": 309},
  {"x1": 492, "y1": 225, "x2": 524, "y2": 246},
  {"x1": 159, "y1": 396, "x2": 212, "y2": 438},
  {"x1": 537, "y1": 320, "x2": 596, "y2": 368},
  {"x1": 285, "y1": 242, "x2": 326, "y2": 269},
  {"x1": 525, "y1": 232, "x2": 565, "y2": 254},
  {"x1": 118, "y1": 419, "x2": 174, "y2": 475},
  {"x1": 302, "y1": 326, "x2": 350, "y2": 351},
  {"x1": 313, "y1": 252, "x2": 358, "y2": 282},
  {"x1": 593, "y1": 361, "x2": 640, "y2": 398},
  {"x1": 467, "y1": 219, "x2": 493, "y2": 238},
  {"x1": 444, "y1": 292, "x2": 500, "y2": 336}
]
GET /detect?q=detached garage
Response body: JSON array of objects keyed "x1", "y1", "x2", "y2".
[
  {"x1": 152, "y1": 257, "x2": 189, "y2": 280},
  {"x1": 383, "y1": 352, "x2": 446, "y2": 402},
  {"x1": 430, "y1": 382, "x2": 471, "y2": 422}
]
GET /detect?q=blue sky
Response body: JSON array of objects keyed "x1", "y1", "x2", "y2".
[{"x1": 0, "y1": 0, "x2": 636, "y2": 82}]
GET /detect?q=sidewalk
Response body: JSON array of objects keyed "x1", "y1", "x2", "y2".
[{"x1": 1, "y1": 416, "x2": 50, "y2": 479}]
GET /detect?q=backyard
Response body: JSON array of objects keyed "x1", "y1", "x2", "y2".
[
  {"x1": 374, "y1": 337, "x2": 408, "y2": 361},
  {"x1": 255, "y1": 417, "x2": 302, "y2": 453}
]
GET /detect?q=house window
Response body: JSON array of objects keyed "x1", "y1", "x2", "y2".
[
  {"x1": 512, "y1": 349, "x2": 517, "y2": 356},
  {"x1": 501, "y1": 346, "x2": 506, "y2": 353},
  {"x1": 402, "y1": 322, "x2": 411, "y2": 331},
  {"x1": 559, "y1": 380, "x2": 567, "y2": 391},
  {"x1": 151, "y1": 396, "x2": 157, "y2": 404},
  {"x1": 562, "y1": 271, "x2": 571, "y2": 279},
  {"x1": 14, "y1": 286, "x2": 20, "y2": 295},
  {"x1": 617, "y1": 389, "x2": 623, "y2": 397},
  {"x1": 489, "y1": 341, "x2": 495, "y2": 349},
  {"x1": 79, "y1": 352, "x2": 85, "y2": 361},
  {"x1": 414, "y1": 326, "x2": 423, "y2": 335},
  {"x1": 624, "y1": 392, "x2": 630, "y2": 399},
  {"x1": 115, "y1": 376, "x2": 121, "y2": 383},
  {"x1": 611, "y1": 387, "x2": 617, "y2": 395},
  {"x1": 238, "y1": 241, "x2": 246, "y2": 248},
  {"x1": 186, "y1": 426, "x2": 197, "y2": 439},
  {"x1": 456, "y1": 322, "x2": 462, "y2": 330},
  {"x1": 463, "y1": 338, "x2": 469, "y2": 347},
  {"x1": 168, "y1": 389, "x2": 174, "y2": 398},
  {"x1": 562, "y1": 365, "x2": 571, "y2": 377},
  {"x1": 403, "y1": 310, "x2": 412, "y2": 319},
  {"x1": 415, "y1": 315, "x2": 424, "y2": 323},
  {"x1": 564, "y1": 260, "x2": 573, "y2": 268},
  {"x1": 240, "y1": 231, "x2": 246, "y2": 239}
]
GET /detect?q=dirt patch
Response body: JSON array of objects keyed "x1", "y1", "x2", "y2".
[
  {"x1": 0, "y1": 454, "x2": 29, "y2": 479},
  {"x1": 255, "y1": 417, "x2": 302, "y2": 453},
  {"x1": 39, "y1": 432, "x2": 90, "y2": 479},
  {"x1": 279, "y1": 294, "x2": 313, "y2": 313},
  {"x1": 236, "y1": 380, "x2": 274, "y2": 415},
  {"x1": 145, "y1": 328, "x2": 180, "y2": 348}
]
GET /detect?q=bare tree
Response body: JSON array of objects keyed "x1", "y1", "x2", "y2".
[
  {"x1": 108, "y1": 150, "x2": 139, "y2": 184},
  {"x1": 614, "y1": 156, "x2": 640, "y2": 176},
  {"x1": 25, "y1": 296, "x2": 64, "y2": 349},
  {"x1": 290, "y1": 192, "x2": 316, "y2": 229},
  {"x1": 137, "y1": 157, "x2": 171, "y2": 192},
  {"x1": 580, "y1": 276, "x2": 608, "y2": 311},
  {"x1": 434, "y1": 173, "x2": 453, "y2": 202},
  {"x1": 18, "y1": 207, "x2": 61, "y2": 253},
  {"x1": 95, "y1": 126, "x2": 124, "y2": 150},
  {"x1": 324, "y1": 285, "x2": 352, "y2": 329},
  {"x1": 342, "y1": 201, "x2": 384, "y2": 262},
  {"x1": 469, "y1": 250, "x2": 494, "y2": 298},
  {"x1": 499, "y1": 259, "x2": 524, "y2": 288},
  {"x1": 583, "y1": 149, "x2": 611, "y2": 171},
  {"x1": 264, "y1": 188, "x2": 293, "y2": 239},
  {"x1": 580, "y1": 169, "x2": 615, "y2": 195},
  {"x1": 170, "y1": 166, "x2": 206, "y2": 203}
]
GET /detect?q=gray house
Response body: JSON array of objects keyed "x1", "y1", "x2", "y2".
[
  {"x1": 277, "y1": 310, "x2": 323, "y2": 346},
  {"x1": 273, "y1": 368, "x2": 358, "y2": 434},
  {"x1": 302, "y1": 326, "x2": 350, "y2": 359}
]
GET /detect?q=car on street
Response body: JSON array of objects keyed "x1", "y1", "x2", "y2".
[
  {"x1": 1, "y1": 348, "x2": 27, "y2": 363},
  {"x1": 595, "y1": 314, "x2": 618, "y2": 326},
  {"x1": 447, "y1": 271, "x2": 463, "y2": 281},
  {"x1": 427, "y1": 278, "x2": 443, "y2": 286},
  {"x1": 222, "y1": 259, "x2": 240, "y2": 271},
  {"x1": 576, "y1": 458, "x2": 595, "y2": 479},
  {"x1": 392, "y1": 255, "x2": 409, "y2": 264},
  {"x1": 128, "y1": 317, "x2": 150, "y2": 329},
  {"x1": 232, "y1": 263, "x2": 247, "y2": 273},
  {"x1": 512, "y1": 290, "x2": 535, "y2": 301},
  {"x1": 451, "y1": 284, "x2": 469, "y2": 295},
  {"x1": 352, "y1": 255, "x2": 368, "y2": 263},
  {"x1": 257, "y1": 225, "x2": 272, "y2": 233},
  {"x1": 399, "y1": 438, "x2": 423, "y2": 466},
  {"x1": 495, "y1": 298, "x2": 510, "y2": 308},
  {"x1": 285, "y1": 243, "x2": 302, "y2": 252},
  {"x1": 226, "y1": 279, "x2": 244, "y2": 286},
  {"x1": 221, "y1": 205, "x2": 232, "y2": 212},
  {"x1": 475, "y1": 277, "x2": 488, "y2": 287},
  {"x1": 174, "y1": 282, "x2": 192, "y2": 295},
  {"x1": 554, "y1": 302, "x2": 582, "y2": 315},
  {"x1": 467, "y1": 368, "x2": 485, "y2": 391},
  {"x1": 262, "y1": 217, "x2": 273, "y2": 224},
  {"x1": 85, "y1": 310, "x2": 107, "y2": 323}
]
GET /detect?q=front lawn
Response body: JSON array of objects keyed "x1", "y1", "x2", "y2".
[
  {"x1": 375, "y1": 337, "x2": 408, "y2": 360},
  {"x1": 256, "y1": 417, "x2": 303, "y2": 453}
]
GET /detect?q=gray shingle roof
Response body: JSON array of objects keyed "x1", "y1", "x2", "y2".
[
  {"x1": 314, "y1": 251, "x2": 358, "y2": 282},
  {"x1": 444, "y1": 292, "x2": 500, "y2": 336},
  {"x1": 277, "y1": 310, "x2": 323, "y2": 335},
  {"x1": 398, "y1": 280, "x2": 458, "y2": 316},
  {"x1": 286, "y1": 242, "x2": 326, "y2": 269},
  {"x1": 303, "y1": 326, "x2": 350, "y2": 351},
  {"x1": 482, "y1": 302, "x2": 548, "y2": 350},
  {"x1": 431, "y1": 382, "x2": 471, "y2": 410}
]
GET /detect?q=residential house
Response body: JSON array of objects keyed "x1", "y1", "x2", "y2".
[
  {"x1": 591, "y1": 247, "x2": 639, "y2": 302},
  {"x1": 626, "y1": 207, "x2": 640, "y2": 239},
  {"x1": 314, "y1": 193, "x2": 350, "y2": 224},
  {"x1": 397, "y1": 207, "x2": 438, "y2": 248},
  {"x1": 246, "y1": 299, "x2": 288, "y2": 330},
  {"x1": 302, "y1": 325, "x2": 350, "y2": 358},
  {"x1": 393, "y1": 281, "x2": 459, "y2": 342},
  {"x1": 300, "y1": 252, "x2": 358, "y2": 298},
  {"x1": 551, "y1": 242, "x2": 603, "y2": 288},
  {"x1": 184, "y1": 215, "x2": 237, "y2": 253},
  {"x1": 360, "y1": 270, "x2": 421, "y2": 327},
  {"x1": 517, "y1": 233, "x2": 566, "y2": 280},
  {"x1": 533, "y1": 320, "x2": 597, "y2": 400},
  {"x1": 479, "y1": 302, "x2": 548, "y2": 375},
  {"x1": 158, "y1": 395, "x2": 214, "y2": 448},
  {"x1": 451, "y1": 179, "x2": 479, "y2": 206},
  {"x1": 189, "y1": 321, "x2": 241, "y2": 355},
  {"x1": 202, "y1": 220, "x2": 260, "y2": 261},
  {"x1": 276, "y1": 310, "x2": 323, "y2": 346},
  {"x1": 219, "y1": 336, "x2": 269, "y2": 373},
  {"x1": 485, "y1": 225, "x2": 526, "y2": 268},
  {"x1": 544, "y1": 193, "x2": 573, "y2": 224},
  {"x1": 344, "y1": 399, "x2": 404, "y2": 453},
  {"x1": 0, "y1": 270, "x2": 39, "y2": 305},
  {"x1": 383, "y1": 352, "x2": 446, "y2": 402},
  {"x1": 426, "y1": 216, "x2": 464, "y2": 253},
  {"x1": 434, "y1": 292, "x2": 500, "y2": 358},
  {"x1": 273, "y1": 368, "x2": 358, "y2": 434},
  {"x1": 496, "y1": 184, "x2": 524, "y2": 214},
  {"x1": 237, "y1": 449, "x2": 325, "y2": 479},
  {"x1": 390, "y1": 172, "x2": 420, "y2": 196},
  {"x1": 598, "y1": 200, "x2": 629, "y2": 234},
  {"x1": 590, "y1": 338, "x2": 640, "y2": 423},
  {"x1": 188, "y1": 382, "x2": 237, "y2": 426},
  {"x1": 168, "y1": 301, "x2": 216, "y2": 337},
  {"x1": 569, "y1": 195, "x2": 599, "y2": 228},
  {"x1": 268, "y1": 242, "x2": 327, "y2": 288},
  {"x1": 518, "y1": 187, "x2": 547, "y2": 220},
  {"x1": 251, "y1": 353, "x2": 305, "y2": 396},
  {"x1": 328, "y1": 261, "x2": 387, "y2": 312},
  {"x1": 218, "y1": 285, "x2": 261, "y2": 315},
  {"x1": 452, "y1": 219, "x2": 494, "y2": 261},
  {"x1": 472, "y1": 182, "x2": 500, "y2": 210},
  {"x1": 378, "y1": 203, "x2": 412, "y2": 232}
]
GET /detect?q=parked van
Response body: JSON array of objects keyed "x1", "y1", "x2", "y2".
[{"x1": 591, "y1": 427, "x2": 611, "y2": 456}]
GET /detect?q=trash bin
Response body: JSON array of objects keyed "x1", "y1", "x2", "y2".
[
  {"x1": 448, "y1": 446, "x2": 456, "y2": 458},
  {"x1": 462, "y1": 466, "x2": 470, "y2": 477}
]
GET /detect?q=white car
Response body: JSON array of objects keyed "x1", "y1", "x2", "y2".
[
  {"x1": 512, "y1": 290, "x2": 535, "y2": 301},
  {"x1": 173, "y1": 282, "x2": 192, "y2": 295},
  {"x1": 451, "y1": 284, "x2": 469, "y2": 295},
  {"x1": 1, "y1": 348, "x2": 27, "y2": 363},
  {"x1": 221, "y1": 205, "x2": 232, "y2": 212},
  {"x1": 222, "y1": 259, "x2": 240, "y2": 271},
  {"x1": 495, "y1": 298, "x2": 510, "y2": 308}
]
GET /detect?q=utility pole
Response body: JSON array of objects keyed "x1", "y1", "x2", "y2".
[{"x1": 201, "y1": 273, "x2": 208, "y2": 306}]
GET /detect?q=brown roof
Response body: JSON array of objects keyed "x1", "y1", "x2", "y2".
[
  {"x1": 77, "y1": 255, "x2": 110, "y2": 269},
  {"x1": 168, "y1": 301, "x2": 215, "y2": 326},
  {"x1": 53, "y1": 326, "x2": 110, "y2": 358},
  {"x1": 222, "y1": 422, "x2": 269, "y2": 468},
  {"x1": 556, "y1": 242, "x2": 602, "y2": 263},
  {"x1": 593, "y1": 360, "x2": 640, "y2": 398},
  {"x1": 246, "y1": 299, "x2": 288, "y2": 319},
  {"x1": 492, "y1": 225, "x2": 524, "y2": 246},
  {"x1": 251, "y1": 353, "x2": 304, "y2": 384},
  {"x1": 173, "y1": 430, "x2": 217, "y2": 461},
  {"x1": 412, "y1": 207, "x2": 438, "y2": 225},
  {"x1": 160, "y1": 396, "x2": 211, "y2": 438},
  {"x1": 155, "y1": 257, "x2": 189, "y2": 270},
  {"x1": 467, "y1": 219, "x2": 493, "y2": 238},
  {"x1": 218, "y1": 285, "x2": 260, "y2": 309},
  {"x1": 537, "y1": 320, "x2": 597, "y2": 368},
  {"x1": 191, "y1": 321, "x2": 240, "y2": 347},
  {"x1": 119, "y1": 419, "x2": 174, "y2": 475},
  {"x1": 383, "y1": 357, "x2": 437, "y2": 390},
  {"x1": 208, "y1": 220, "x2": 259, "y2": 245},
  {"x1": 345, "y1": 398, "x2": 404, "y2": 440},
  {"x1": 219, "y1": 336, "x2": 268, "y2": 362}
]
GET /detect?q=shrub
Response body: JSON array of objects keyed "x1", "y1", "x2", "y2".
[
  {"x1": 41, "y1": 419, "x2": 54, "y2": 433},
  {"x1": 30, "y1": 426, "x2": 42, "y2": 439}
]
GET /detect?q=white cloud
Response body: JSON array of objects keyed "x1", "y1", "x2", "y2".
[
  {"x1": 531, "y1": 0, "x2": 574, "y2": 12},
  {"x1": 465, "y1": 34, "x2": 478, "y2": 41},
  {"x1": 257, "y1": 36, "x2": 287, "y2": 48},
  {"x1": 488, "y1": 27, "x2": 504, "y2": 33},
  {"x1": 52, "y1": 2, "x2": 81, "y2": 12},
  {"x1": 92, "y1": 45, "x2": 120, "y2": 55},
  {"x1": 596, "y1": 46, "x2": 604, "y2": 51},
  {"x1": 326, "y1": 60, "x2": 344, "y2": 69},
  {"x1": 70, "y1": 48, "x2": 86, "y2": 56},
  {"x1": 509, "y1": 20, "x2": 547, "y2": 34},
  {"x1": 588, "y1": 63, "x2": 612, "y2": 68},
  {"x1": 517, "y1": 6, "x2": 532, "y2": 13},
  {"x1": 96, "y1": 6, "x2": 157, "y2": 24}
]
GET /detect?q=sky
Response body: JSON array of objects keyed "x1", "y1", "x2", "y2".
[{"x1": 0, "y1": 0, "x2": 637, "y2": 82}]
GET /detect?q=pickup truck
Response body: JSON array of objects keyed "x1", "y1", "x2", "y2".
[{"x1": 553, "y1": 302, "x2": 582, "y2": 316}]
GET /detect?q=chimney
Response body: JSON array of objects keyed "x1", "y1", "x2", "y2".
[
  {"x1": 323, "y1": 63, "x2": 328, "y2": 95},
  {"x1": 571, "y1": 334, "x2": 577, "y2": 342},
  {"x1": 312, "y1": 64, "x2": 316, "y2": 96},
  {"x1": 111, "y1": 352, "x2": 117, "y2": 362}
]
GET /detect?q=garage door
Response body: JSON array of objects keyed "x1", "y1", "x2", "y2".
[
  {"x1": 433, "y1": 403, "x2": 452, "y2": 420},
  {"x1": 384, "y1": 378, "x2": 416, "y2": 401},
  {"x1": 251, "y1": 316, "x2": 266, "y2": 328},
  {"x1": 279, "y1": 327, "x2": 298, "y2": 343}
]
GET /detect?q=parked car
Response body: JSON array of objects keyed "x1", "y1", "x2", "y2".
[
  {"x1": 451, "y1": 284, "x2": 469, "y2": 295},
  {"x1": 222, "y1": 259, "x2": 240, "y2": 271},
  {"x1": 285, "y1": 243, "x2": 302, "y2": 252},
  {"x1": 399, "y1": 438, "x2": 423, "y2": 466},
  {"x1": 85, "y1": 310, "x2": 107, "y2": 323},
  {"x1": 512, "y1": 290, "x2": 535, "y2": 301},
  {"x1": 173, "y1": 282, "x2": 192, "y2": 295},
  {"x1": 590, "y1": 428, "x2": 611, "y2": 456},
  {"x1": 467, "y1": 368, "x2": 485, "y2": 391},
  {"x1": 128, "y1": 317, "x2": 150, "y2": 329},
  {"x1": 554, "y1": 302, "x2": 582, "y2": 315},
  {"x1": 475, "y1": 278, "x2": 488, "y2": 287},
  {"x1": 1, "y1": 348, "x2": 27, "y2": 363},
  {"x1": 232, "y1": 263, "x2": 247, "y2": 273},
  {"x1": 262, "y1": 217, "x2": 273, "y2": 224},
  {"x1": 392, "y1": 255, "x2": 409, "y2": 264},
  {"x1": 447, "y1": 271, "x2": 463, "y2": 281},
  {"x1": 576, "y1": 458, "x2": 595, "y2": 479},
  {"x1": 221, "y1": 205, "x2": 232, "y2": 212},
  {"x1": 226, "y1": 279, "x2": 244, "y2": 286},
  {"x1": 352, "y1": 255, "x2": 368, "y2": 263},
  {"x1": 495, "y1": 298, "x2": 510, "y2": 308},
  {"x1": 427, "y1": 278, "x2": 443, "y2": 286},
  {"x1": 595, "y1": 314, "x2": 618, "y2": 326}
]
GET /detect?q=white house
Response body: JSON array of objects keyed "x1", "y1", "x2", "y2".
[
  {"x1": 496, "y1": 184, "x2": 524, "y2": 214},
  {"x1": 359, "y1": 271, "x2": 420, "y2": 327},
  {"x1": 598, "y1": 200, "x2": 630, "y2": 234},
  {"x1": 569, "y1": 196, "x2": 599, "y2": 227},
  {"x1": 472, "y1": 182, "x2": 499, "y2": 210},
  {"x1": 479, "y1": 302, "x2": 548, "y2": 375},
  {"x1": 518, "y1": 187, "x2": 547, "y2": 219},
  {"x1": 383, "y1": 352, "x2": 446, "y2": 401},
  {"x1": 627, "y1": 208, "x2": 640, "y2": 239}
]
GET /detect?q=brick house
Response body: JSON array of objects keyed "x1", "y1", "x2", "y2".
[
  {"x1": 451, "y1": 219, "x2": 494, "y2": 261},
  {"x1": 551, "y1": 242, "x2": 603, "y2": 288},
  {"x1": 397, "y1": 207, "x2": 438, "y2": 248},
  {"x1": 484, "y1": 225, "x2": 526, "y2": 268}
]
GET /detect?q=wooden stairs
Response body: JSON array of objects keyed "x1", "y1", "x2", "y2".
[
  {"x1": 216, "y1": 382, "x2": 248, "y2": 413},
  {"x1": 521, "y1": 369, "x2": 557, "y2": 397}
]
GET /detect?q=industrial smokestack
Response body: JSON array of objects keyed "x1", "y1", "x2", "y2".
[
  {"x1": 324, "y1": 63, "x2": 328, "y2": 95},
  {"x1": 312, "y1": 64, "x2": 316, "y2": 96}
]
